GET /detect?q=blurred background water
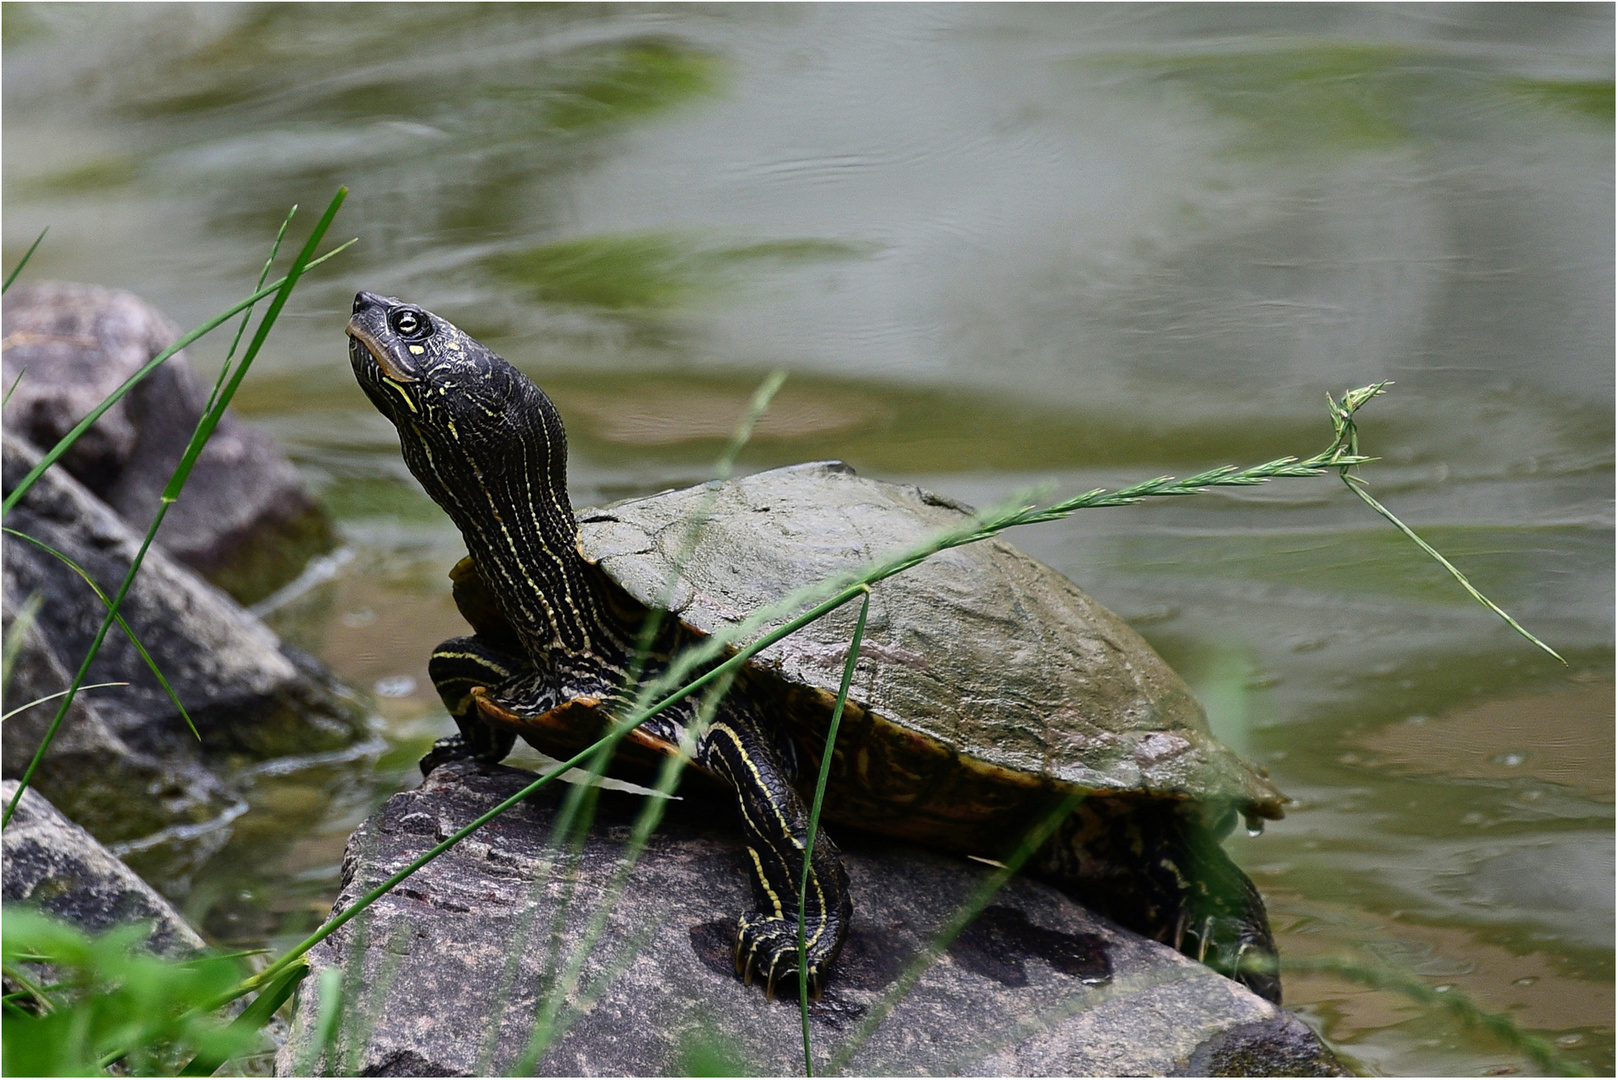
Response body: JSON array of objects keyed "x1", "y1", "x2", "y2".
[{"x1": 4, "y1": 4, "x2": 1611, "y2": 1074}]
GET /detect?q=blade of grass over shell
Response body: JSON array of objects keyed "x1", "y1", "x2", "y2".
[
  {"x1": 222, "y1": 383, "x2": 1555, "y2": 1022},
  {"x1": 4, "y1": 527, "x2": 195, "y2": 735},
  {"x1": 800, "y1": 587, "x2": 869, "y2": 1076},
  {"x1": 2, "y1": 227, "x2": 48, "y2": 294},
  {"x1": 619, "y1": 368, "x2": 789, "y2": 692},
  {"x1": 1, "y1": 188, "x2": 348, "y2": 832},
  {"x1": 0, "y1": 236, "x2": 355, "y2": 519}
]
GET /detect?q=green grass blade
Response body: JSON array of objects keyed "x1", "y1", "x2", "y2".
[
  {"x1": 226, "y1": 579, "x2": 877, "y2": 1007},
  {"x1": 3, "y1": 227, "x2": 48, "y2": 294},
  {"x1": 510, "y1": 676, "x2": 737, "y2": 1074},
  {"x1": 2, "y1": 682, "x2": 128, "y2": 723},
  {"x1": 3, "y1": 527, "x2": 197, "y2": 737},
  {"x1": 177, "y1": 960, "x2": 309, "y2": 1076},
  {"x1": 203, "y1": 205, "x2": 297, "y2": 418},
  {"x1": 0, "y1": 961, "x2": 55, "y2": 1014},
  {"x1": 0, "y1": 236, "x2": 354, "y2": 518},
  {"x1": 3, "y1": 367, "x2": 26, "y2": 410},
  {"x1": 1339, "y1": 475, "x2": 1565, "y2": 663},
  {"x1": 1, "y1": 190, "x2": 348, "y2": 831},
  {"x1": 1, "y1": 591, "x2": 44, "y2": 694},
  {"x1": 294, "y1": 966, "x2": 345, "y2": 1077},
  {"x1": 800, "y1": 587, "x2": 869, "y2": 1076},
  {"x1": 717, "y1": 368, "x2": 787, "y2": 478},
  {"x1": 166, "y1": 190, "x2": 347, "y2": 501}
]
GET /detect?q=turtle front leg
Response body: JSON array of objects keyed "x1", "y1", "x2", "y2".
[
  {"x1": 1033, "y1": 800, "x2": 1281, "y2": 1003},
  {"x1": 698, "y1": 710, "x2": 852, "y2": 999},
  {"x1": 1166, "y1": 817, "x2": 1281, "y2": 1004},
  {"x1": 423, "y1": 635, "x2": 525, "y2": 775}
]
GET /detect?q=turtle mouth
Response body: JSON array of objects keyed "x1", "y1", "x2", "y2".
[{"x1": 345, "y1": 318, "x2": 419, "y2": 383}]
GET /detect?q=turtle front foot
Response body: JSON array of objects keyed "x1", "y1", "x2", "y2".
[
  {"x1": 733, "y1": 913, "x2": 842, "y2": 1000},
  {"x1": 419, "y1": 733, "x2": 502, "y2": 777},
  {"x1": 1180, "y1": 912, "x2": 1281, "y2": 1004}
]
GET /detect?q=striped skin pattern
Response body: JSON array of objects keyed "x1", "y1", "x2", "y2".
[
  {"x1": 347, "y1": 292, "x2": 1280, "y2": 1004},
  {"x1": 348, "y1": 292, "x2": 849, "y2": 996}
]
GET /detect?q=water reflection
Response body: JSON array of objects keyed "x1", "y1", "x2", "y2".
[{"x1": 3, "y1": 4, "x2": 1611, "y2": 1074}]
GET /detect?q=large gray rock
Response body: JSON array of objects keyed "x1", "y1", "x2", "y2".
[
  {"x1": 2, "y1": 432, "x2": 367, "y2": 892},
  {"x1": 1, "y1": 281, "x2": 332, "y2": 605},
  {"x1": 1, "y1": 779, "x2": 205, "y2": 957},
  {"x1": 277, "y1": 762, "x2": 1342, "y2": 1077}
]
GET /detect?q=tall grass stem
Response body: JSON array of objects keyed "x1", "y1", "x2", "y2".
[
  {"x1": 799, "y1": 587, "x2": 870, "y2": 1075},
  {"x1": 2, "y1": 227, "x2": 48, "y2": 293},
  {"x1": 4, "y1": 527, "x2": 195, "y2": 734}
]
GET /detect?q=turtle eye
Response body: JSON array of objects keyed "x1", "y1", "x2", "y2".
[{"x1": 388, "y1": 307, "x2": 432, "y2": 341}]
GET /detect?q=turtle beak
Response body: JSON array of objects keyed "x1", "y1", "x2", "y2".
[{"x1": 346, "y1": 300, "x2": 419, "y2": 384}]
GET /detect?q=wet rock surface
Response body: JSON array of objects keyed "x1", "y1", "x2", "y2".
[
  {"x1": 2, "y1": 432, "x2": 368, "y2": 891},
  {"x1": 277, "y1": 762, "x2": 1343, "y2": 1077},
  {"x1": 1, "y1": 280, "x2": 332, "y2": 605}
]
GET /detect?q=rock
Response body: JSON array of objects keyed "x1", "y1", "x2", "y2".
[
  {"x1": 1, "y1": 585, "x2": 239, "y2": 885},
  {"x1": 2, "y1": 432, "x2": 368, "y2": 892},
  {"x1": 1, "y1": 779, "x2": 205, "y2": 957},
  {"x1": 1, "y1": 281, "x2": 333, "y2": 605},
  {"x1": 276, "y1": 762, "x2": 1343, "y2": 1077}
]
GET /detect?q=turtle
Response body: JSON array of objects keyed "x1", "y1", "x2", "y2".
[{"x1": 345, "y1": 290, "x2": 1287, "y2": 1003}]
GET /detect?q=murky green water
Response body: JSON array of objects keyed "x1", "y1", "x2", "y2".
[{"x1": 5, "y1": 5, "x2": 1612, "y2": 1074}]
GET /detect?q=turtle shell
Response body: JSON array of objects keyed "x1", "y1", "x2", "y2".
[{"x1": 575, "y1": 461, "x2": 1284, "y2": 832}]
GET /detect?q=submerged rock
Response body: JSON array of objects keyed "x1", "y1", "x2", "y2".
[
  {"x1": 1, "y1": 432, "x2": 368, "y2": 893},
  {"x1": 0, "y1": 281, "x2": 332, "y2": 605},
  {"x1": 277, "y1": 762, "x2": 1343, "y2": 1077}
]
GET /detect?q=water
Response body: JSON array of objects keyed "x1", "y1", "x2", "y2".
[{"x1": 5, "y1": 5, "x2": 1611, "y2": 1074}]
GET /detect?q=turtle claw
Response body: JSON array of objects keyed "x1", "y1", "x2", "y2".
[
  {"x1": 419, "y1": 734, "x2": 472, "y2": 776},
  {"x1": 733, "y1": 913, "x2": 838, "y2": 1001},
  {"x1": 1183, "y1": 913, "x2": 1280, "y2": 1004},
  {"x1": 418, "y1": 732, "x2": 508, "y2": 776}
]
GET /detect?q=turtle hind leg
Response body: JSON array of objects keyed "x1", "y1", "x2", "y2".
[
  {"x1": 1032, "y1": 799, "x2": 1281, "y2": 1003},
  {"x1": 423, "y1": 635, "x2": 525, "y2": 775}
]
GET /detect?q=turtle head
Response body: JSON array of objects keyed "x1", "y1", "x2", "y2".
[
  {"x1": 347, "y1": 291, "x2": 570, "y2": 482},
  {"x1": 348, "y1": 291, "x2": 533, "y2": 433},
  {"x1": 348, "y1": 292, "x2": 595, "y2": 651}
]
